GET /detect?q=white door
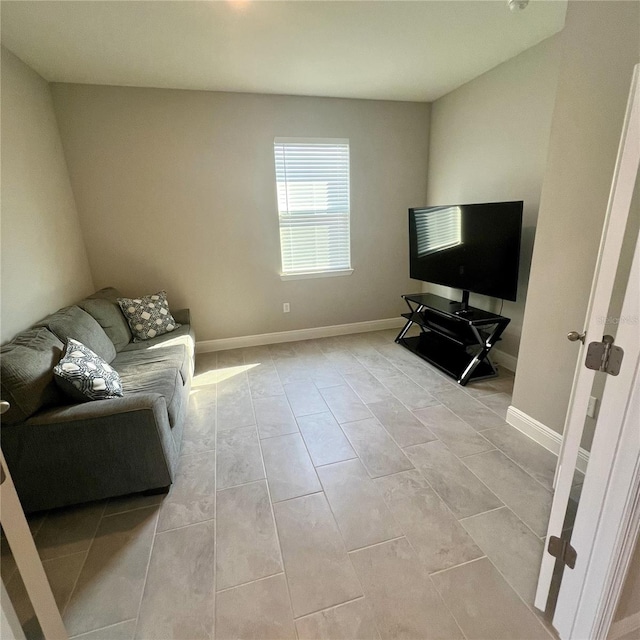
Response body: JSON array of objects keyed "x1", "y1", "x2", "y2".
[{"x1": 535, "y1": 64, "x2": 640, "y2": 638}]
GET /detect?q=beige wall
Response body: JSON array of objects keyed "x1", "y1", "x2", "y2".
[
  {"x1": 50, "y1": 85, "x2": 429, "y2": 342},
  {"x1": 512, "y1": 0, "x2": 640, "y2": 434},
  {"x1": 0, "y1": 48, "x2": 94, "y2": 343},
  {"x1": 425, "y1": 35, "x2": 562, "y2": 358}
]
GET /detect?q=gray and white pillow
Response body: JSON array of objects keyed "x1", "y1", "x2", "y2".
[
  {"x1": 117, "y1": 291, "x2": 181, "y2": 342},
  {"x1": 54, "y1": 338, "x2": 123, "y2": 402}
]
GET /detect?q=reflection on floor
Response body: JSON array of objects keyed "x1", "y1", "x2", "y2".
[{"x1": 3, "y1": 329, "x2": 564, "y2": 639}]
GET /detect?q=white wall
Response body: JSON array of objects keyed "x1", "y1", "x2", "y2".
[
  {"x1": 50, "y1": 86, "x2": 430, "y2": 342},
  {"x1": 512, "y1": 0, "x2": 640, "y2": 435},
  {"x1": 424, "y1": 35, "x2": 561, "y2": 358},
  {"x1": 0, "y1": 48, "x2": 94, "y2": 343}
]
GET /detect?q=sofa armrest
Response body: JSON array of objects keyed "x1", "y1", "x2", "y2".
[
  {"x1": 26, "y1": 394, "x2": 167, "y2": 426},
  {"x1": 173, "y1": 308, "x2": 190, "y2": 325},
  {"x1": 2, "y1": 394, "x2": 178, "y2": 512}
]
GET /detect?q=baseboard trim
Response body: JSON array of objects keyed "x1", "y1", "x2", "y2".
[
  {"x1": 195, "y1": 317, "x2": 405, "y2": 353},
  {"x1": 491, "y1": 348, "x2": 518, "y2": 373},
  {"x1": 608, "y1": 611, "x2": 640, "y2": 640},
  {"x1": 506, "y1": 406, "x2": 590, "y2": 474}
]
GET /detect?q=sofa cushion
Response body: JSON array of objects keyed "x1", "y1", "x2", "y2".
[
  {"x1": 112, "y1": 343, "x2": 190, "y2": 385},
  {"x1": 120, "y1": 322, "x2": 194, "y2": 353},
  {"x1": 54, "y1": 338, "x2": 124, "y2": 402},
  {"x1": 39, "y1": 306, "x2": 117, "y2": 363},
  {"x1": 118, "y1": 366, "x2": 184, "y2": 427},
  {"x1": 0, "y1": 328, "x2": 65, "y2": 424},
  {"x1": 79, "y1": 288, "x2": 132, "y2": 351},
  {"x1": 118, "y1": 291, "x2": 181, "y2": 342}
]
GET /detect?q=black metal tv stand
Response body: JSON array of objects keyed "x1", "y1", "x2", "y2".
[{"x1": 395, "y1": 293, "x2": 510, "y2": 386}]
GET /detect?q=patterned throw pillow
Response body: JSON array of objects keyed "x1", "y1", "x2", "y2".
[
  {"x1": 53, "y1": 338, "x2": 123, "y2": 402},
  {"x1": 117, "y1": 291, "x2": 181, "y2": 342}
]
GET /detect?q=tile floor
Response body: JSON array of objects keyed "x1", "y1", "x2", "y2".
[{"x1": 2, "y1": 329, "x2": 564, "y2": 639}]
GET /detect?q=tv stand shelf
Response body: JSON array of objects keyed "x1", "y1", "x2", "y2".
[{"x1": 395, "y1": 293, "x2": 510, "y2": 386}]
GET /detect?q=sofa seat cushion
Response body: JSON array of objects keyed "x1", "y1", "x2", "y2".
[
  {"x1": 118, "y1": 366, "x2": 184, "y2": 428},
  {"x1": 38, "y1": 306, "x2": 117, "y2": 363},
  {"x1": 79, "y1": 287, "x2": 132, "y2": 352},
  {"x1": 121, "y1": 323, "x2": 194, "y2": 361},
  {"x1": 0, "y1": 328, "x2": 65, "y2": 424},
  {"x1": 112, "y1": 344, "x2": 191, "y2": 386}
]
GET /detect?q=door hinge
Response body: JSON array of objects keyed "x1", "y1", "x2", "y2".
[
  {"x1": 585, "y1": 334, "x2": 624, "y2": 376},
  {"x1": 548, "y1": 535, "x2": 577, "y2": 569}
]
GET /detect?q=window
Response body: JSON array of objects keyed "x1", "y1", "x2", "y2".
[{"x1": 274, "y1": 138, "x2": 352, "y2": 279}]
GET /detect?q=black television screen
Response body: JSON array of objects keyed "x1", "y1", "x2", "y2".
[{"x1": 409, "y1": 201, "x2": 523, "y2": 301}]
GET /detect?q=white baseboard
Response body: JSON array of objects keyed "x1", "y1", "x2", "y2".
[
  {"x1": 196, "y1": 317, "x2": 405, "y2": 353},
  {"x1": 506, "y1": 406, "x2": 590, "y2": 474},
  {"x1": 491, "y1": 348, "x2": 518, "y2": 373},
  {"x1": 608, "y1": 611, "x2": 640, "y2": 640}
]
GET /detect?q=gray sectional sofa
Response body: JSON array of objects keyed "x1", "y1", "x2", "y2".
[{"x1": 0, "y1": 287, "x2": 194, "y2": 513}]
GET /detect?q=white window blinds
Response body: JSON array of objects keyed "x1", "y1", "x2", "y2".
[
  {"x1": 415, "y1": 206, "x2": 462, "y2": 257},
  {"x1": 274, "y1": 138, "x2": 351, "y2": 276}
]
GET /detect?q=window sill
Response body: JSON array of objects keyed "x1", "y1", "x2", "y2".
[{"x1": 280, "y1": 269, "x2": 354, "y2": 281}]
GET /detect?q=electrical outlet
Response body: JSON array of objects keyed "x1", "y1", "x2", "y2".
[
  {"x1": 283, "y1": 303, "x2": 290, "y2": 313},
  {"x1": 587, "y1": 396, "x2": 598, "y2": 419}
]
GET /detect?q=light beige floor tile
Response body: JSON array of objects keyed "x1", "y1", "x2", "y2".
[
  {"x1": 343, "y1": 370, "x2": 393, "y2": 404},
  {"x1": 283, "y1": 382, "x2": 329, "y2": 417},
  {"x1": 248, "y1": 366, "x2": 285, "y2": 399},
  {"x1": 368, "y1": 398, "x2": 437, "y2": 447},
  {"x1": 404, "y1": 441, "x2": 502, "y2": 518},
  {"x1": 435, "y1": 387, "x2": 507, "y2": 431},
  {"x1": 481, "y1": 426, "x2": 557, "y2": 491},
  {"x1": 322, "y1": 351, "x2": 367, "y2": 374},
  {"x1": 216, "y1": 348, "x2": 245, "y2": 368},
  {"x1": 374, "y1": 344, "x2": 425, "y2": 368},
  {"x1": 71, "y1": 619, "x2": 136, "y2": 640},
  {"x1": 242, "y1": 345, "x2": 273, "y2": 363},
  {"x1": 216, "y1": 480, "x2": 282, "y2": 590},
  {"x1": 135, "y1": 520, "x2": 215, "y2": 640},
  {"x1": 296, "y1": 598, "x2": 381, "y2": 640},
  {"x1": 341, "y1": 418, "x2": 414, "y2": 478},
  {"x1": 7, "y1": 551, "x2": 86, "y2": 639},
  {"x1": 379, "y1": 374, "x2": 440, "y2": 410},
  {"x1": 216, "y1": 374, "x2": 255, "y2": 430},
  {"x1": 64, "y1": 506, "x2": 159, "y2": 637},
  {"x1": 297, "y1": 411, "x2": 357, "y2": 467},
  {"x1": 216, "y1": 426, "x2": 264, "y2": 490},
  {"x1": 354, "y1": 353, "x2": 401, "y2": 378},
  {"x1": 273, "y1": 493, "x2": 362, "y2": 618},
  {"x1": 318, "y1": 459, "x2": 402, "y2": 551},
  {"x1": 375, "y1": 470, "x2": 483, "y2": 574},
  {"x1": 431, "y1": 558, "x2": 552, "y2": 640},
  {"x1": 396, "y1": 361, "x2": 457, "y2": 395},
  {"x1": 261, "y1": 433, "x2": 322, "y2": 502},
  {"x1": 349, "y1": 537, "x2": 463, "y2": 640},
  {"x1": 157, "y1": 451, "x2": 216, "y2": 532},
  {"x1": 35, "y1": 501, "x2": 105, "y2": 561},
  {"x1": 320, "y1": 384, "x2": 372, "y2": 423},
  {"x1": 104, "y1": 492, "x2": 164, "y2": 517},
  {"x1": 194, "y1": 352, "x2": 217, "y2": 376},
  {"x1": 216, "y1": 574, "x2": 296, "y2": 640},
  {"x1": 275, "y1": 361, "x2": 314, "y2": 385},
  {"x1": 460, "y1": 507, "x2": 544, "y2": 604},
  {"x1": 462, "y1": 449, "x2": 552, "y2": 536},
  {"x1": 413, "y1": 404, "x2": 494, "y2": 457},
  {"x1": 180, "y1": 395, "x2": 216, "y2": 455},
  {"x1": 478, "y1": 392, "x2": 511, "y2": 419},
  {"x1": 253, "y1": 395, "x2": 299, "y2": 439}
]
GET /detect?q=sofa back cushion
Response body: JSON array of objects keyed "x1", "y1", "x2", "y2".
[
  {"x1": 79, "y1": 288, "x2": 132, "y2": 351},
  {"x1": 38, "y1": 306, "x2": 117, "y2": 363},
  {"x1": 0, "y1": 328, "x2": 65, "y2": 424}
]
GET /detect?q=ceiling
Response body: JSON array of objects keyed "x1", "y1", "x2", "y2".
[{"x1": 0, "y1": 0, "x2": 567, "y2": 102}]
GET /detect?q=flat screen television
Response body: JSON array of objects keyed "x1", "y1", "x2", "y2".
[{"x1": 409, "y1": 201, "x2": 523, "y2": 304}]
